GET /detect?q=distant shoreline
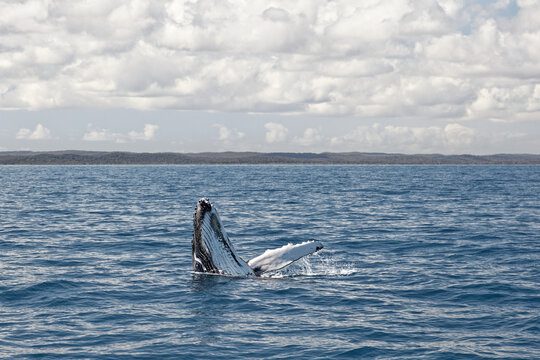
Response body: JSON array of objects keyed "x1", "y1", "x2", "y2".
[{"x1": 1, "y1": 151, "x2": 539, "y2": 165}]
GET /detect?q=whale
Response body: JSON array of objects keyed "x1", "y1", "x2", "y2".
[{"x1": 192, "y1": 198, "x2": 323, "y2": 276}]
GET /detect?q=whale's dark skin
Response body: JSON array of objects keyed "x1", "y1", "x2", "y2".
[
  {"x1": 192, "y1": 198, "x2": 252, "y2": 275},
  {"x1": 192, "y1": 198, "x2": 254, "y2": 276}
]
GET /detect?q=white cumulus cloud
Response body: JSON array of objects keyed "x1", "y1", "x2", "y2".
[
  {"x1": 16, "y1": 123, "x2": 52, "y2": 140},
  {"x1": 264, "y1": 122, "x2": 288, "y2": 143},
  {"x1": 294, "y1": 128, "x2": 323, "y2": 146},
  {"x1": 213, "y1": 124, "x2": 245, "y2": 144},
  {"x1": 330, "y1": 123, "x2": 476, "y2": 153},
  {"x1": 128, "y1": 124, "x2": 159, "y2": 141},
  {"x1": 83, "y1": 123, "x2": 159, "y2": 143},
  {"x1": 444, "y1": 123, "x2": 475, "y2": 148},
  {"x1": 82, "y1": 129, "x2": 117, "y2": 142},
  {"x1": 0, "y1": 0, "x2": 536, "y2": 126}
]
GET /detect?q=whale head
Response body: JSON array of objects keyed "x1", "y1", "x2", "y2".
[{"x1": 192, "y1": 198, "x2": 254, "y2": 276}]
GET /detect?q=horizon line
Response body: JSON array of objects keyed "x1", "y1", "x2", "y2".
[{"x1": 2, "y1": 150, "x2": 540, "y2": 156}]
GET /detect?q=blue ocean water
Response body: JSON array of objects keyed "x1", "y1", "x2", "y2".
[{"x1": 0, "y1": 165, "x2": 538, "y2": 359}]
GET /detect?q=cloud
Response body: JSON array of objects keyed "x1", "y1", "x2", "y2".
[
  {"x1": 264, "y1": 122, "x2": 288, "y2": 143},
  {"x1": 444, "y1": 123, "x2": 475, "y2": 147},
  {"x1": 466, "y1": 85, "x2": 538, "y2": 121},
  {"x1": 213, "y1": 124, "x2": 245, "y2": 144},
  {"x1": 16, "y1": 123, "x2": 51, "y2": 140},
  {"x1": 294, "y1": 127, "x2": 323, "y2": 146},
  {"x1": 83, "y1": 123, "x2": 158, "y2": 143},
  {"x1": 330, "y1": 123, "x2": 476, "y2": 153},
  {"x1": 0, "y1": 0, "x2": 538, "y2": 127},
  {"x1": 128, "y1": 124, "x2": 159, "y2": 141},
  {"x1": 82, "y1": 129, "x2": 116, "y2": 142},
  {"x1": 262, "y1": 7, "x2": 290, "y2": 22}
]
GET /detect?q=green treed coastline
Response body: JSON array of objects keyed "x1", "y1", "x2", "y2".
[{"x1": 1, "y1": 151, "x2": 539, "y2": 165}]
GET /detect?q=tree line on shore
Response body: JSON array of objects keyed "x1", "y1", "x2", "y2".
[{"x1": 1, "y1": 151, "x2": 539, "y2": 165}]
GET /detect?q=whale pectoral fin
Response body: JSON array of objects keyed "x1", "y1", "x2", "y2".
[{"x1": 247, "y1": 240, "x2": 323, "y2": 275}]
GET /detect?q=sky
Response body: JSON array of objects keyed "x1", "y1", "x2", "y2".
[{"x1": 0, "y1": 0, "x2": 539, "y2": 154}]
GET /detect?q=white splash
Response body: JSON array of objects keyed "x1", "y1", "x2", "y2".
[{"x1": 261, "y1": 252, "x2": 359, "y2": 278}]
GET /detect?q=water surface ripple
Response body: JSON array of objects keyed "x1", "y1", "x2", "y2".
[{"x1": 0, "y1": 165, "x2": 539, "y2": 359}]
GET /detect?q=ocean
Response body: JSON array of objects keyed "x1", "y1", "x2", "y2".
[{"x1": 0, "y1": 165, "x2": 538, "y2": 359}]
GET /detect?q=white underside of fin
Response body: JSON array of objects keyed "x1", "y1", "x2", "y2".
[{"x1": 247, "y1": 240, "x2": 323, "y2": 275}]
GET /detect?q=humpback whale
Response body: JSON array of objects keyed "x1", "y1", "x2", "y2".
[{"x1": 192, "y1": 198, "x2": 323, "y2": 276}]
